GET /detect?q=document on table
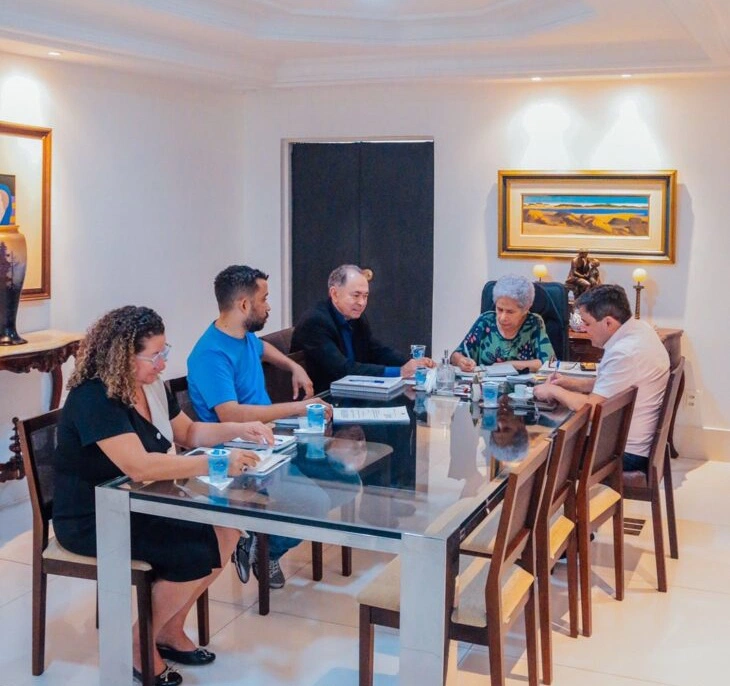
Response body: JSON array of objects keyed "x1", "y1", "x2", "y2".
[{"x1": 332, "y1": 406, "x2": 410, "y2": 424}]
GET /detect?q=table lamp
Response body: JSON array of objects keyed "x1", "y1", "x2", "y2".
[
  {"x1": 632, "y1": 268, "x2": 647, "y2": 319},
  {"x1": 532, "y1": 264, "x2": 548, "y2": 282}
]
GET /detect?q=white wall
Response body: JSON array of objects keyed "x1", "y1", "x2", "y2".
[
  {"x1": 241, "y1": 77, "x2": 730, "y2": 457},
  {"x1": 0, "y1": 56, "x2": 248, "y2": 507}
]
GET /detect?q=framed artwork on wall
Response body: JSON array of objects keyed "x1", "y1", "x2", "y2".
[
  {"x1": 498, "y1": 170, "x2": 677, "y2": 263},
  {"x1": 0, "y1": 121, "x2": 52, "y2": 300}
]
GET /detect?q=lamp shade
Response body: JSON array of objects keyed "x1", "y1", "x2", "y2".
[
  {"x1": 532, "y1": 264, "x2": 548, "y2": 280},
  {"x1": 632, "y1": 268, "x2": 648, "y2": 284}
]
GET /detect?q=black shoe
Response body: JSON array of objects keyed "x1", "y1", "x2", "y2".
[
  {"x1": 133, "y1": 664, "x2": 183, "y2": 686},
  {"x1": 252, "y1": 555, "x2": 286, "y2": 589},
  {"x1": 157, "y1": 645, "x2": 216, "y2": 665},
  {"x1": 231, "y1": 534, "x2": 254, "y2": 584}
]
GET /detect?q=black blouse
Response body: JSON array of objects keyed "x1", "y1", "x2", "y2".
[{"x1": 53, "y1": 378, "x2": 180, "y2": 552}]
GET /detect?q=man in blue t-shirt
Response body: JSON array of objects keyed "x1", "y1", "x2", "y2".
[{"x1": 188, "y1": 264, "x2": 326, "y2": 589}]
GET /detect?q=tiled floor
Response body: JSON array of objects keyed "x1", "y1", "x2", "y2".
[{"x1": 0, "y1": 455, "x2": 726, "y2": 686}]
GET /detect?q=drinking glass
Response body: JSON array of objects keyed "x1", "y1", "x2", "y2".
[
  {"x1": 410, "y1": 344, "x2": 426, "y2": 359},
  {"x1": 306, "y1": 403, "x2": 326, "y2": 431},
  {"x1": 207, "y1": 448, "x2": 230, "y2": 484}
]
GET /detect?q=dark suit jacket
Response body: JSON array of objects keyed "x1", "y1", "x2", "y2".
[{"x1": 291, "y1": 299, "x2": 408, "y2": 393}]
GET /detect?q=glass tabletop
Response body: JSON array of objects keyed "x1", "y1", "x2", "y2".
[{"x1": 107, "y1": 386, "x2": 572, "y2": 541}]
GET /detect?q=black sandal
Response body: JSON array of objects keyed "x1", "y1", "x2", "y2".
[{"x1": 132, "y1": 664, "x2": 183, "y2": 685}]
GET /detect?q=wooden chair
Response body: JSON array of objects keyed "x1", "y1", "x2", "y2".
[
  {"x1": 167, "y1": 373, "x2": 352, "y2": 616},
  {"x1": 461, "y1": 406, "x2": 590, "y2": 684},
  {"x1": 357, "y1": 440, "x2": 551, "y2": 686},
  {"x1": 623, "y1": 358, "x2": 685, "y2": 592},
  {"x1": 17, "y1": 410, "x2": 209, "y2": 686},
  {"x1": 577, "y1": 386, "x2": 637, "y2": 637}
]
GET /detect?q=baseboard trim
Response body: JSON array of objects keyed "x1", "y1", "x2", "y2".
[{"x1": 674, "y1": 425, "x2": 730, "y2": 461}]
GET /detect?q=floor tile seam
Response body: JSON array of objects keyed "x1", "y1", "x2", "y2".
[
  {"x1": 501, "y1": 653, "x2": 677, "y2": 686},
  {"x1": 0, "y1": 587, "x2": 31, "y2": 611},
  {"x1": 0, "y1": 556, "x2": 30, "y2": 566},
  {"x1": 242, "y1": 605, "x2": 359, "y2": 633}
]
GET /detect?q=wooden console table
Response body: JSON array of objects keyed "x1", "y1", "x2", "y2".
[
  {"x1": 569, "y1": 327, "x2": 683, "y2": 368},
  {"x1": 0, "y1": 330, "x2": 82, "y2": 482}
]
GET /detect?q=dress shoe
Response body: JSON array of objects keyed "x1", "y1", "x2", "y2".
[
  {"x1": 157, "y1": 645, "x2": 216, "y2": 665},
  {"x1": 132, "y1": 664, "x2": 183, "y2": 686}
]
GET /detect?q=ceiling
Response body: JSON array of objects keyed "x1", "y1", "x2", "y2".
[{"x1": 1, "y1": 0, "x2": 729, "y2": 89}]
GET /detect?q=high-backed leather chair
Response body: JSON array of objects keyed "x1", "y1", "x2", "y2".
[
  {"x1": 260, "y1": 327, "x2": 308, "y2": 403},
  {"x1": 480, "y1": 280, "x2": 570, "y2": 360}
]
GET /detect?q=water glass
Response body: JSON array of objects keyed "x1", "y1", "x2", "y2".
[
  {"x1": 207, "y1": 448, "x2": 230, "y2": 484},
  {"x1": 482, "y1": 411, "x2": 498, "y2": 431},
  {"x1": 414, "y1": 365, "x2": 428, "y2": 389},
  {"x1": 306, "y1": 403, "x2": 326, "y2": 431},
  {"x1": 481, "y1": 381, "x2": 500, "y2": 406},
  {"x1": 410, "y1": 344, "x2": 426, "y2": 359}
]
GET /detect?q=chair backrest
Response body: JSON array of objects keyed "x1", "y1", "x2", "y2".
[
  {"x1": 166, "y1": 375, "x2": 199, "y2": 421},
  {"x1": 539, "y1": 404, "x2": 591, "y2": 527},
  {"x1": 17, "y1": 409, "x2": 62, "y2": 550},
  {"x1": 645, "y1": 357, "x2": 685, "y2": 487},
  {"x1": 260, "y1": 327, "x2": 309, "y2": 403},
  {"x1": 488, "y1": 439, "x2": 551, "y2": 594},
  {"x1": 580, "y1": 386, "x2": 638, "y2": 496},
  {"x1": 480, "y1": 280, "x2": 570, "y2": 360}
]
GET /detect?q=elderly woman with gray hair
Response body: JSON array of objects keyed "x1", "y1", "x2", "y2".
[{"x1": 451, "y1": 274, "x2": 554, "y2": 373}]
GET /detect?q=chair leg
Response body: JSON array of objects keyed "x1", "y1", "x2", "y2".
[
  {"x1": 612, "y1": 503, "x2": 625, "y2": 602},
  {"x1": 31, "y1": 563, "x2": 47, "y2": 676},
  {"x1": 578, "y1": 520, "x2": 592, "y2": 638},
  {"x1": 137, "y1": 578, "x2": 155, "y2": 686},
  {"x1": 650, "y1": 486, "x2": 668, "y2": 592},
  {"x1": 663, "y1": 450, "x2": 680, "y2": 560},
  {"x1": 358, "y1": 605, "x2": 375, "y2": 686},
  {"x1": 196, "y1": 590, "x2": 210, "y2": 646},
  {"x1": 311, "y1": 541, "x2": 323, "y2": 581},
  {"x1": 487, "y1": 618, "x2": 507, "y2": 686},
  {"x1": 566, "y1": 533, "x2": 579, "y2": 639},
  {"x1": 524, "y1": 586, "x2": 539, "y2": 686},
  {"x1": 342, "y1": 546, "x2": 353, "y2": 577},
  {"x1": 95, "y1": 584, "x2": 99, "y2": 629},
  {"x1": 258, "y1": 534, "x2": 270, "y2": 616},
  {"x1": 537, "y1": 553, "x2": 553, "y2": 685}
]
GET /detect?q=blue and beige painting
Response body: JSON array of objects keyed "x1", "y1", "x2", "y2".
[{"x1": 521, "y1": 194, "x2": 650, "y2": 237}]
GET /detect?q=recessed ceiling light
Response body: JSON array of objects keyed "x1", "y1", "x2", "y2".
[
  {"x1": 621, "y1": 74, "x2": 632, "y2": 78},
  {"x1": 531, "y1": 76, "x2": 542, "y2": 82},
  {"x1": 48, "y1": 51, "x2": 62, "y2": 57}
]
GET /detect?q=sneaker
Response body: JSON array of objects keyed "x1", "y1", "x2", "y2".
[
  {"x1": 252, "y1": 555, "x2": 286, "y2": 589},
  {"x1": 231, "y1": 535, "x2": 254, "y2": 584}
]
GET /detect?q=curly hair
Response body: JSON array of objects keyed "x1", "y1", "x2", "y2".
[{"x1": 68, "y1": 306, "x2": 165, "y2": 405}]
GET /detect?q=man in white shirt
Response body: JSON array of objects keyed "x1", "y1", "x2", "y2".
[{"x1": 534, "y1": 284, "x2": 669, "y2": 471}]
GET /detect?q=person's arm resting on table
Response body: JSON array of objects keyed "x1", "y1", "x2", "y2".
[{"x1": 533, "y1": 373, "x2": 603, "y2": 411}]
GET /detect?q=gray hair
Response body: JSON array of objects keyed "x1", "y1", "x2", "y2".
[
  {"x1": 328, "y1": 264, "x2": 364, "y2": 290},
  {"x1": 493, "y1": 274, "x2": 535, "y2": 310},
  {"x1": 488, "y1": 425, "x2": 530, "y2": 463}
]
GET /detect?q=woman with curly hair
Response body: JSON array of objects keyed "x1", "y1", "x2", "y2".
[{"x1": 53, "y1": 306, "x2": 272, "y2": 686}]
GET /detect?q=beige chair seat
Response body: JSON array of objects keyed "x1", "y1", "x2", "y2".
[
  {"x1": 549, "y1": 514, "x2": 575, "y2": 560},
  {"x1": 452, "y1": 555, "x2": 533, "y2": 629},
  {"x1": 588, "y1": 483, "x2": 621, "y2": 522},
  {"x1": 461, "y1": 504, "x2": 501, "y2": 556},
  {"x1": 356, "y1": 558, "x2": 401, "y2": 612},
  {"x1": 43, "y1": 537, "x2": 153, "y2": 572}
]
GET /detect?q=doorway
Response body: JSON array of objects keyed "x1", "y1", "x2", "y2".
[{"x1": 287, "y1": 140, "x2": 434, "y2": 356}]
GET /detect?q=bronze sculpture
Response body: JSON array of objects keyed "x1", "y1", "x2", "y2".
[{"x1": 565, "y1": 250, "x2": 601, "y2": 298}]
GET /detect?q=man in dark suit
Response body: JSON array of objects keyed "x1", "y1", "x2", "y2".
[{"x1": 292, "y1": 264, "x2": 435, "y2": 393}]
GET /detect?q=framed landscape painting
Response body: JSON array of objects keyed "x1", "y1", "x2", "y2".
[{"x1": 498, "y1": 170, "x2": 677, "y2": 263}]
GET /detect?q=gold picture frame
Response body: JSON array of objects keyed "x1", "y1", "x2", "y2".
[
  {"x1": 0, "y1": 120, "x2": 52, "y2": 300},
  {"x1": 498, "y1": 170, "x2": 677, "y2": 263}
]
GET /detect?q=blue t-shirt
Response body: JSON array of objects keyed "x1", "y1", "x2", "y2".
[{"x1": 187, "y1": 323, "x2": 271, "y2": 422}]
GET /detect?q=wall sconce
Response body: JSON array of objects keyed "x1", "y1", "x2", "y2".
[
  {"x1": 532, "y1": 264, "x2": 548, "y2": 282},
  {"x1": 632, "y1": 268, "x2": 647, "y2": 319}
]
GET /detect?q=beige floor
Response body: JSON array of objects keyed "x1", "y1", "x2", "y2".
[{"x1": 0, "y1": 455, "x2": 725, "y2": 686}]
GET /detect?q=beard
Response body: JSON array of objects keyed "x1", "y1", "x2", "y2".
[{"x1": 245, "y1": 312, "x2": 268, "y2": 332}]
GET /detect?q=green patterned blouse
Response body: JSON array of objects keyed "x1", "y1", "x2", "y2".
[{"x1": 454, "y1": 311, "x2": 555, "y2": 366}]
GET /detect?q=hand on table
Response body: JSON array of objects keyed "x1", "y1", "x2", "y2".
[
  {"x1": 227, "y1": 449, "x2": 261, "y2": 475},
  {"x1": 235, "y1": 421, "x2": 274, "y2": 445},
  {"x1": 400, "y1": 357, "x2": 434, "y2": 378}
]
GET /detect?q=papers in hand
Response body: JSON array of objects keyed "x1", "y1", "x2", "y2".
[
  {"x1": 223, "y1": 435, "x2": 296, "y2": 452},
  {"x1": 332, "y1": 406, "x2": 410, "y2": 424}
]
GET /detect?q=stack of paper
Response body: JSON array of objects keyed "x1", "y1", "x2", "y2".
[
  {"x1": 330, "y1": 375, "x2": 406, "y2": 399},
  {"x1": 332, "y1": 406, "x2": 410, "y2": 424},
  {"x1": 223, "y1": 434, "x2": 296, "y2": 452}
]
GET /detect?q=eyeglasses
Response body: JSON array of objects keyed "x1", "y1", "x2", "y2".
[
  {"x1": 547, "y1": 356, "x2": 578, "y2": 371},
  {"x1": 136, "y1": 343, "x2": 171, "y2": 367}
]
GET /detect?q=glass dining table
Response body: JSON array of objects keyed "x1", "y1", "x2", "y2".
[{"x1": 95, "y1": 384, "x2": 571, "y2": 686}]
